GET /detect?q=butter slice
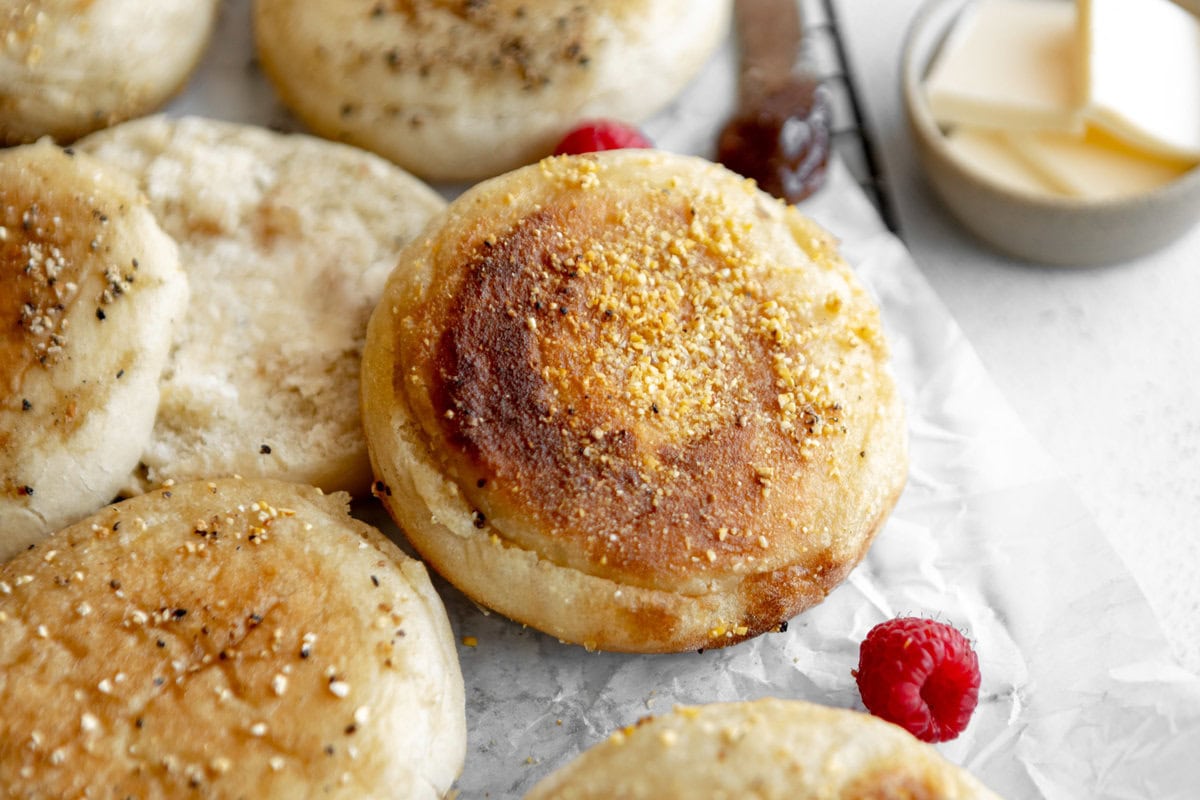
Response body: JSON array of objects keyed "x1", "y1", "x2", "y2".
[
  {"x1": 944, "y1": 127, "x2": 1066, "y2": 196},
  {"x1": 1004, "y1": 127, "x2": 1194, "y2": 199},
  {"x1": 1083, "y1": 0, "x2": 1200, "y2": 160},
  {"x1": 926, "y1": 0, "x2": 1083, "y2": 132}
]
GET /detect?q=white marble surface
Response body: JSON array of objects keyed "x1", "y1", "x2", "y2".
[{"x1": 834, "y1": 0, "x2": 1200, "y2": 674}]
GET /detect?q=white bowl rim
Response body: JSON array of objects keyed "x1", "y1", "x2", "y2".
[{"x1": 902, "y1": 0, "x2": 1200, "y2": 213}]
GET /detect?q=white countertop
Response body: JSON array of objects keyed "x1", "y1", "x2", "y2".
[{"x1": 834, "y1": 0, "x2": 1200, "y2": 673}]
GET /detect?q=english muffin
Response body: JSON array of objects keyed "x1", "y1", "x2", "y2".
[
  {"x1": 79, "y1": 115, "x2": 447, "y2": 496},
  {"x1": 0, "y1": 0, "x2": 219, "y2": 145},
  {"x1": 0, "y1": 140, "x2": 188, "y2": 561},
  {"x1": 253, "y1": 0, "x2": 732, "y2": 181},
  {"x1": 361, "y1": 150, "x2": 908, "y2": 653},
  {"x1": 0, "y1": 477, "x2": 466, "y2": 798},
  {"x1": 525, "y1": 699, "x2": 1002, "y2": 799}
]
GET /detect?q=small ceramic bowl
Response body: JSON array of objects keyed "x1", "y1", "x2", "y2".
[{"x1": 902, "y1": 0, "x2": 1200, "y2": 266}]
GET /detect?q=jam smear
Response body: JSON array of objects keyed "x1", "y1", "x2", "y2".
[
  {"x1": 717, "y1": 78, "x2": 831, "y2": 204},
  {"x1": 717, "y1": 0, "x2": 831, "y2": 203}
]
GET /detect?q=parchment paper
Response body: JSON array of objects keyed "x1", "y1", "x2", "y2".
[{"x1": 167, "y1": 3, "x2": 1200, "y2": 797}]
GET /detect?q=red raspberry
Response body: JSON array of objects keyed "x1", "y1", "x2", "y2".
[
  {"x1": 553, "y1": 120, "x2": 652, "y2": 156},
  {"x1": 854, "y1": 617, "x2": 980, "y2": 743}
]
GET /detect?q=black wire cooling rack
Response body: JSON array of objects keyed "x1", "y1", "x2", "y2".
[{"x1": 802, "y1": 0, "x2": 898, "y2": 231}]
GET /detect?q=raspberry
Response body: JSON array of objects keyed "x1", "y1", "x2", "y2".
[
  {"x1": 553, "y1": 120, "x2": 652, "y2": 156},
  {"x1": 854, "y1": 617, "x2": 980, "y2": 743}
]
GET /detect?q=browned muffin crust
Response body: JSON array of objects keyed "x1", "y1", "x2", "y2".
[
  {"x1": 3, "y1": 163, "x2": 85, "y2": 393},
  {"x1": 0, "y1": 478, "x2": 465, "y2": 797},
  {"x1": 524, "y1": 699, "x2": 1002, "y2": 799},
  {"x1": 366, "y1": 151, "x2": 907, "y2": 651},
  {"x1": 0, "y1": 141, "x2": 187, "y2": 557},
  {"x1": 1, "y1": 147, "x2": 136, "y2": 389},
  {"x1": 253, "y1": 0, "x2": 731, "y2": 181}
]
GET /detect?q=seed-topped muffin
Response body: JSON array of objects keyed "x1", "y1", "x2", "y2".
[
  {"x1": 253, "y1": 0, "x2": 731, "y2": 181},
  {"x1": 0, "y1": 477, "x2": 465, "y2": 797},
  {"x1": 0, "y1": 141, "x2": 187, "y2": 560},
  {"x1": 525, "y1": 699, "x2": 1001, "y2": 799},
  {"x1": 362, "y1": 150, "x2": 908, "y2": 653}
]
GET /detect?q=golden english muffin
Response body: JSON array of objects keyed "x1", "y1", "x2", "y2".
[
  {"x1": 0, "y1": 477, "x2": 466, "y2": 798},
  {"x1": 79, "y1": 116, "x2": 447, "y2": 497},
  {"x1": 0, "y1": 140, "x2": 188, "y2": 561},
  {"x1": 362, "y1": 150, "x2": 907, "y2": 653},
  {"x1": 0, "y1": 0, "x2": 219, "y2": 145},
  {"x1": 253, "y1": 0, "x2": 732, "y2": 181},
  {"x1": 525, "y1": 699, "x2": 1002, "y2": 799}
]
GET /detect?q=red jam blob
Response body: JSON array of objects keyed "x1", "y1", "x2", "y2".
[{"x1": 717, "y1": 77, "x2": 832, "y2": 204}]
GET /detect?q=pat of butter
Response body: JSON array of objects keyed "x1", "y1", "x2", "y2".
[
  {"x1": 1082, "y1": 0, "x2": 1200, "y2": 160},
  {"x1": 944, "y1": 127, "x2": 1067, "y2": 196},
  {"x1": 1004, "y1": 127, "x2": 1194, "y2": 199},
  {"x1": 926, "y1": 0, "x2": 1084, "y2": 133}
]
